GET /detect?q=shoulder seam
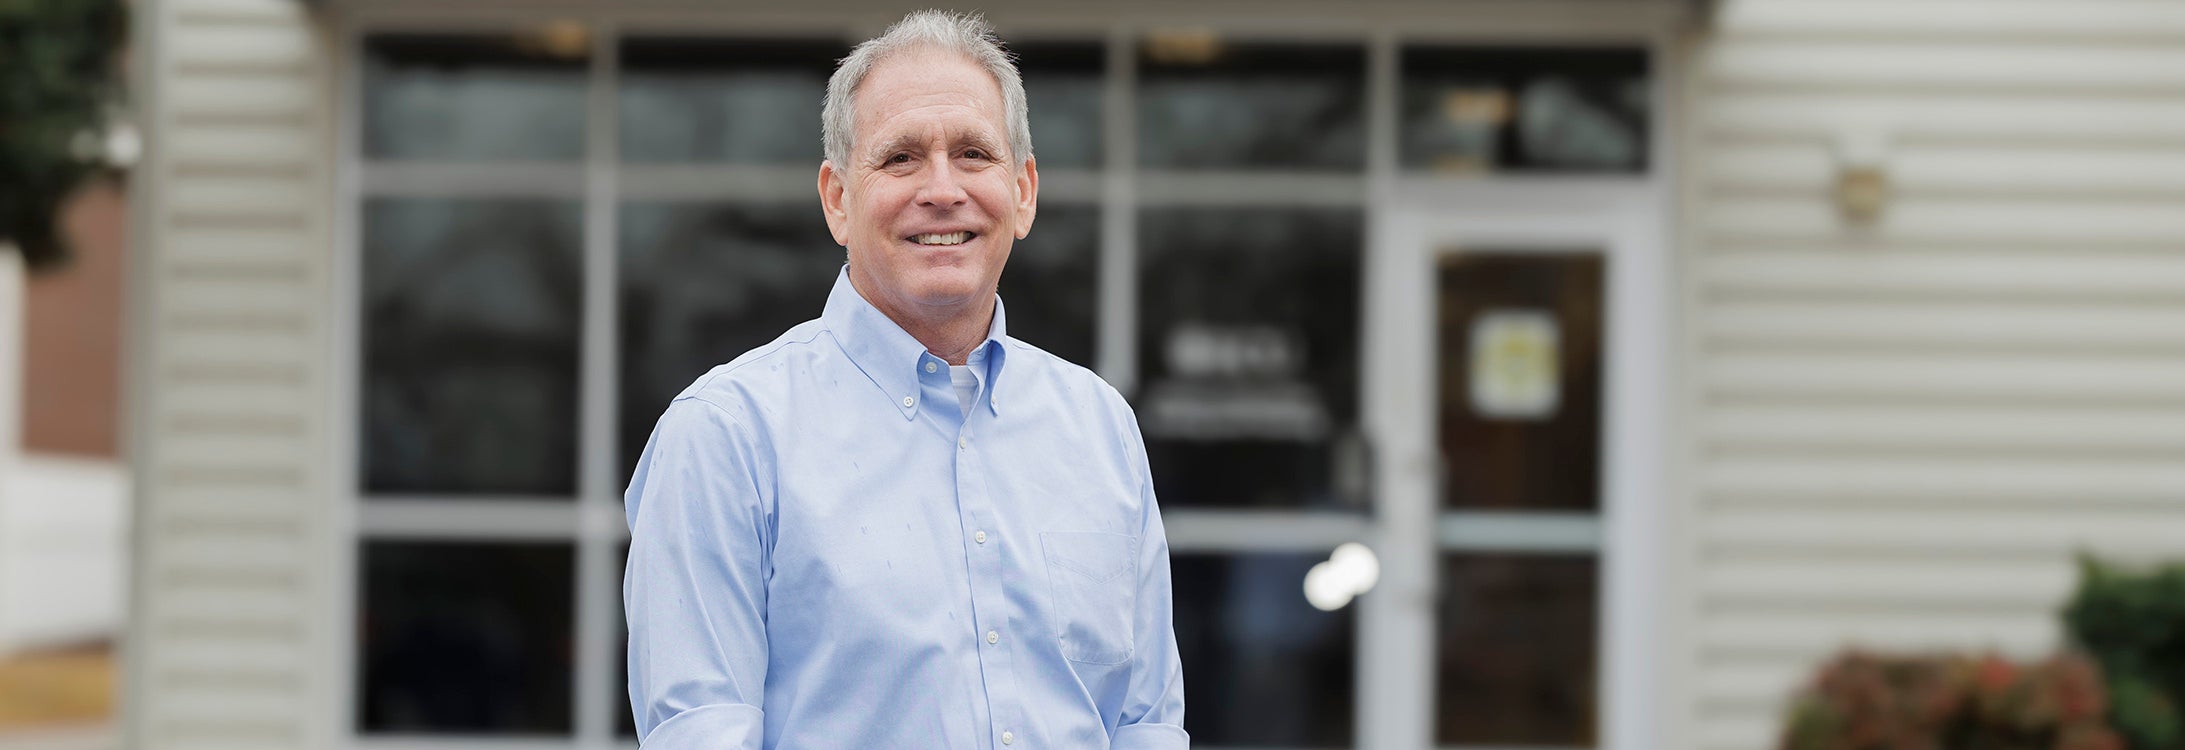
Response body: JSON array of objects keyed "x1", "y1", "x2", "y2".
[{"x1": 683, "y1": 324, "x2": 828, "y2": 396}]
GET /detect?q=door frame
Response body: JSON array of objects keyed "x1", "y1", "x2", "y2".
[{"x1": 1362, "y1": 179, "x2": 1672, "y2": 750}]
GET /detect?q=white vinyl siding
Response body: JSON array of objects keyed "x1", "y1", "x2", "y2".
[
  {"x1": 125, "y1": 1, "x2": 334, "y2": 749},
  {"x1": 1678, "y1": 2, "x2": 2185, "y2": 750}
]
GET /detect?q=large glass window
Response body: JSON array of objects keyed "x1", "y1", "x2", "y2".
[
  {"x1": 1401, "y1": 46, "x2": 1650, "y2": 174},
  {"x1": 1136, "y1": 207, "x2": 1364, "y2": 510},
  {"x1": 1174, "y1": 553, "x2": 1356, "y2": 746},
  {"x1": 359, "y1": 541, "x2": 575, "y2": 733},
  {"x1": 361, "y1": 198, "x2": 583, "y2": 496},
  {"x1": 1138, "y1": 39, "x2": 1366, "y2": 170},
  {"x1": 363, "y1": 33, "x2": 589, "y2": 162},
  {"x1": 618, "y1": 37, "x2": 842, "y2": 165}
]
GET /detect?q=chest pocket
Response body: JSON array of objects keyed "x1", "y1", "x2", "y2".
[{"x1": 1040, "y1": 531, "x2": 1138, "y2": 665}]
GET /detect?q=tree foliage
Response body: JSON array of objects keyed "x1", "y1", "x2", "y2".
[
  {"x1": 0, "y1": 0, "x2": 128, "y2": 271},
  {"x1": 2066, "y1": 556, "x2": 2185, "y2": 750}
]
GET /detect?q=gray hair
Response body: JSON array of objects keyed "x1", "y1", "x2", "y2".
[{"x1": 822, "y1": 9, "x2": 1033, "y2": 171}]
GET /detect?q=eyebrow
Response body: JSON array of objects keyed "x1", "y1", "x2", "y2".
[{"x1": 865, "y1": 130, "x2": 1008, "y2": 162}]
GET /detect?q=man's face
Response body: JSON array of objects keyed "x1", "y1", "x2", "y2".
[{"x1": 820, "y1": 47, "x2": 1038, "y2": 320}]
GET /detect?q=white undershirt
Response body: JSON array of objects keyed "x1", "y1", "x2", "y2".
[{"x1": 949, "y1": 364, "x2": 979, "y2": 417}]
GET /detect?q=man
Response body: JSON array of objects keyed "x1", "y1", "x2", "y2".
[{"x1": 623, "y1": 10, "x2": 1187, "y2": 749}]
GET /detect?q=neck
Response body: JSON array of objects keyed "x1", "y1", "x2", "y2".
[{"x1": 848, "y1": 271, "x2": 994, "y2": 366}]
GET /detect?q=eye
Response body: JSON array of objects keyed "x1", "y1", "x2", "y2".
[
  {"x1": 962, "y1": 148, "x2": 988, "y2": 161},
  {"x1": 888, "y1": 152, "x2": 912, "y2": 164}
]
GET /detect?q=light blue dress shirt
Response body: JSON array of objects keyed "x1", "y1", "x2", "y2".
[{"x1": 625, "y1": 269, "x2": 1188, "y2": 749}]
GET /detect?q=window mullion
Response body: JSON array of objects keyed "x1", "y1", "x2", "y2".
[
  {"x1": 574, "y1": 16, "x2": 622, "y2": 747},
  {"x1": 1096, "y1": 23, "x2": 1137, "y2": 393}
]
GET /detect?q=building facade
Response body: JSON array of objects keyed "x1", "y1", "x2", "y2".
[{"x1": 122, "y1": 0, "x2": 2185, "y2": 749}]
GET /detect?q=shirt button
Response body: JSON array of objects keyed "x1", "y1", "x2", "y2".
[
  {"x1": 974, "y1": 530, "x2": 987, "y2": 544},
  {"x1": 986, "y1": 630, "x2": 999, "y2": 645},
  {"x1": 902, "y1": 395, "x2": 915, "y2": 408},
  {"x1": 958, "y1": 437, "x2": 968, "y2": 450},
  {"x1": 924, "y1": 361, "x2": 938, "y2": 373},
  {"x1": 1002, "y1": 730, "x2": 1015, "y2": 745}
]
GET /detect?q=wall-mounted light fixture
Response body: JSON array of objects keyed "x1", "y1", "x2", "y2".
[{"x1": 1832, "y1": 129, "x2": 1890, "y2": 225}]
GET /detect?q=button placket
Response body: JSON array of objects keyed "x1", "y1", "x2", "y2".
[{"x1": 951, "y1": 401, "x2": 1023, "y2": 750}]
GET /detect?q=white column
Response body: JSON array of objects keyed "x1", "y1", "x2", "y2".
[{"x1": 0, "y1": 246, "x2": 24, "y2": 655}]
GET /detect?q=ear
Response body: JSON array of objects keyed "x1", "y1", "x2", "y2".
[
  {"x1": 818, "y1": 160, "x2": 851, "y2": 246},
  {"x1": 1012, "y1": 157, "x2": 1039, "y2": 240}
]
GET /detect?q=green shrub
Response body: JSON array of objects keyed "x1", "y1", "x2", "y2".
[
  {"x1": 2065, "y1": 556, "x2": 2185, "y2": 750},
  {"x1": 1779, "y1": 650, "x2": 2123, "y2": 750}
]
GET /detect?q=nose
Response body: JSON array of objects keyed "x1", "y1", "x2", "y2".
[{"x1": 915, "y1": 156, "x2": 969, "y2": 209}]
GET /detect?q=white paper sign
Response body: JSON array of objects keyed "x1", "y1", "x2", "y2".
[{"x1": 1469, "y1": 309, "x2": 1560, "y2": 420}]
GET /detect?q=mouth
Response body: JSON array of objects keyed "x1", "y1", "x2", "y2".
[{"x1": 908, "y1": 231, "x2": 976, "y2": 247}]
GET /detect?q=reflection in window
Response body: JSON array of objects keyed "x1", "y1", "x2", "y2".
[
  {"x1": 997, "y1": 204, "x2": 1099, "y2": 367},
  {"x1": 359, "y1": 541, "x2": 575, "y2": 734},
  {"x1": 1015, "y1": 41, "x2": 1105, "y2": 170},
  {"x1": 618, "y1": 202, "x2": 841, "y2": 473},
  {"x1": 1137, "y1": 208, "x2": 1364, "y2": 509},
  {"x1": 363, "y1": 199, "x2": 581, "y2": 496},
  {"x1": 1174, "y1": 553, "x2": 1355, "y2": 746},
  {"x1": 363, "y1": 32, "x2": 589, "y2": 162},
  {"x1": 1437, "y1": 554, "x2": 1598, "y2": 746},
  {"x1": 619, "y1": 37, "x2": 844, "y2": 164},
  {"x1": 1401, "y1": 46, "x2": 1649, "y2": 173},
  {"x1": 1437, "y1": 252, "x2": 1605, "y2": 511},
  {"x1": 1138, "y1": 39, "x2": 1365, "y2": 171}
]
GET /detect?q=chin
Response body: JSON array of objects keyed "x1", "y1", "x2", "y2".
[{"x1": 892, "y1": 260, "x2": 986, "y2": 300}]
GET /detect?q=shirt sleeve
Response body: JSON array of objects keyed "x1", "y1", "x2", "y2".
[
  {"x1": 624, "y1": 396, "x2": 773, "y2": 749},
  {"x1": 1113, "y1": 418, "x2": 1190, "y2": 750}
]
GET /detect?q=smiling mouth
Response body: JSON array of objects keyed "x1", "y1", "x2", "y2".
[{"x1": 910, "y1": 231, "x2": 975, "y2": 246}]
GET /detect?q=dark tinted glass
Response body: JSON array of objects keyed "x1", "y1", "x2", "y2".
[
  {"x1": 359, "y1": 541, "x2": 575, "y2": 734},
  {"x1": 1436, "y1": 553, "x2": 1598, "y2": 746},
  {"x1": 363, "y1": 33, "x2": 588, "y2": 161},
  {"x1": 619, "y1": 37, "x2": 844, "y2": 164},
  {"x1": 1015, "y1": 41, "x2": 1105, "y2": 170},
  {"x1": 362, "y1": 199, "x2": 581, "y2": 496},
  {"x1": 1437, "y1": 252, "x2": 1604, "y2": 511},
  {"x1": 1138, "y1": 40, "x2": 1365, "y2": 170},
  {"x1": 997, "y1": 203, "x2": 1098, "y2": 367},
  {"x1": 1137, "y1": 208, "x2": 1364, "y2": 509},
  {"x1": 617, "y1": 543, "x2": 635, "y2": 738},
  {"x1": 1174, "y1": 553, "x2": 1355, "y2": 746},
  {"x1": 618, "y1": 202, "x2": 841, "y2": 473},
  {"x1": 1402, "y1": 46, "x2": 1649, "y2": 173}
]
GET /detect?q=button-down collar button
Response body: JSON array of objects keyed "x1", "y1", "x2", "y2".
[
  {"x1": 974, "y1": 530, "x2": 987, "y2": 544},
  {"x1": 924, "y1": 361, "x2": 938, "y2": 373},
  {"x1": 902, "y1": 395, "x2": 915, "y2": 408},
  {"x1": 985, "y1": 630, "x2": 999, "y2": 645},
  {"x1": 1001, "y1": 730, "x2": 1015, "y2": 745}
]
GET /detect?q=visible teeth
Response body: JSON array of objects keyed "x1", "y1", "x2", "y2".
[{"x1": 912, "y1": 232, "x2": 970, "y2": 245}]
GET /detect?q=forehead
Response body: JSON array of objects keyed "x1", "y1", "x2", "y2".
[{"x1": 852, "y1": 48, "x2": 1008, "y2": 143}]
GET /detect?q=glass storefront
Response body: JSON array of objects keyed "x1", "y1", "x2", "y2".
[{"x1": 352, "y1": 21, "x2": 1649, "y2": 747}]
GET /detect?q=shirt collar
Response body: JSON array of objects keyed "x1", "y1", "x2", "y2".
[{"x1": 820, "y1": 267, "x2": 1010, "y2": 420}]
